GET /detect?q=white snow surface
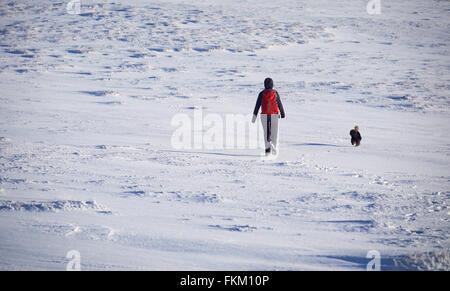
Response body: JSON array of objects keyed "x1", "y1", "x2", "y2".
[{"x1": 0, "y1": 0, "x2": 449, "y2": 270}]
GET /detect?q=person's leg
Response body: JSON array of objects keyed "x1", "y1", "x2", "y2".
[
  {"x1": 351, "y1": 138, "x2": 356, "y2": 145},
  {"x1": 270, "y1": 114, "x2": 279, "y2": 153},
  {"x1": 260, "y1": 114, "x2": 270, "y2": 152},
  {"x1": 356, "y1": 139, "x2": 361, "y2": 147}
]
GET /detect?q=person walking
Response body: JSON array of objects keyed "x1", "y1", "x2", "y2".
[{"x1": 252, "y1": 78, "x2": 286, "y2": 155}]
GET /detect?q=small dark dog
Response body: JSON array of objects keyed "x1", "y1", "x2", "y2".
[{"x1": 350, "y1": 126, "x2": 362, "y2": 146}]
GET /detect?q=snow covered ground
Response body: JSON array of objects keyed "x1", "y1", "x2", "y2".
[{"x1": 0, "y1": 0, "x2": 449, "y2": 270}]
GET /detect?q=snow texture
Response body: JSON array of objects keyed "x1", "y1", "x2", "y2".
[{"x1": 0, "y1": 0, "x2": 449, "y2": 270}]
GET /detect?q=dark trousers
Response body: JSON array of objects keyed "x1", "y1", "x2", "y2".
[{"x1": 351, "y1": 138, "x2": 361, "y2": 146}]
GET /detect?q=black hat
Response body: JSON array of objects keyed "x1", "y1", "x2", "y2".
[{"x1": 264, "y1": 78, "x2": 273, "y2": 89}]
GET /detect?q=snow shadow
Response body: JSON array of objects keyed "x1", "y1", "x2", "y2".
[
  {"x1": 292, "y1": 143, "x2": 344, "y2": 147},
  {"x1": 163, "y1": 149, "x2": 261, "y2": 158}
]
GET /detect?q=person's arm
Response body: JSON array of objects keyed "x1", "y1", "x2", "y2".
[
  {"x1": 276, "y1": 91, "x2": 285, "y2": 118},
  {"x1": 252, "y1": 92, "x2": 263, "y2": 123}
]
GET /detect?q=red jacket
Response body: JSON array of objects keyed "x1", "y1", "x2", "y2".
[{"x1": 253, "y1": 89, "x2": 285, "y2": 117}]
